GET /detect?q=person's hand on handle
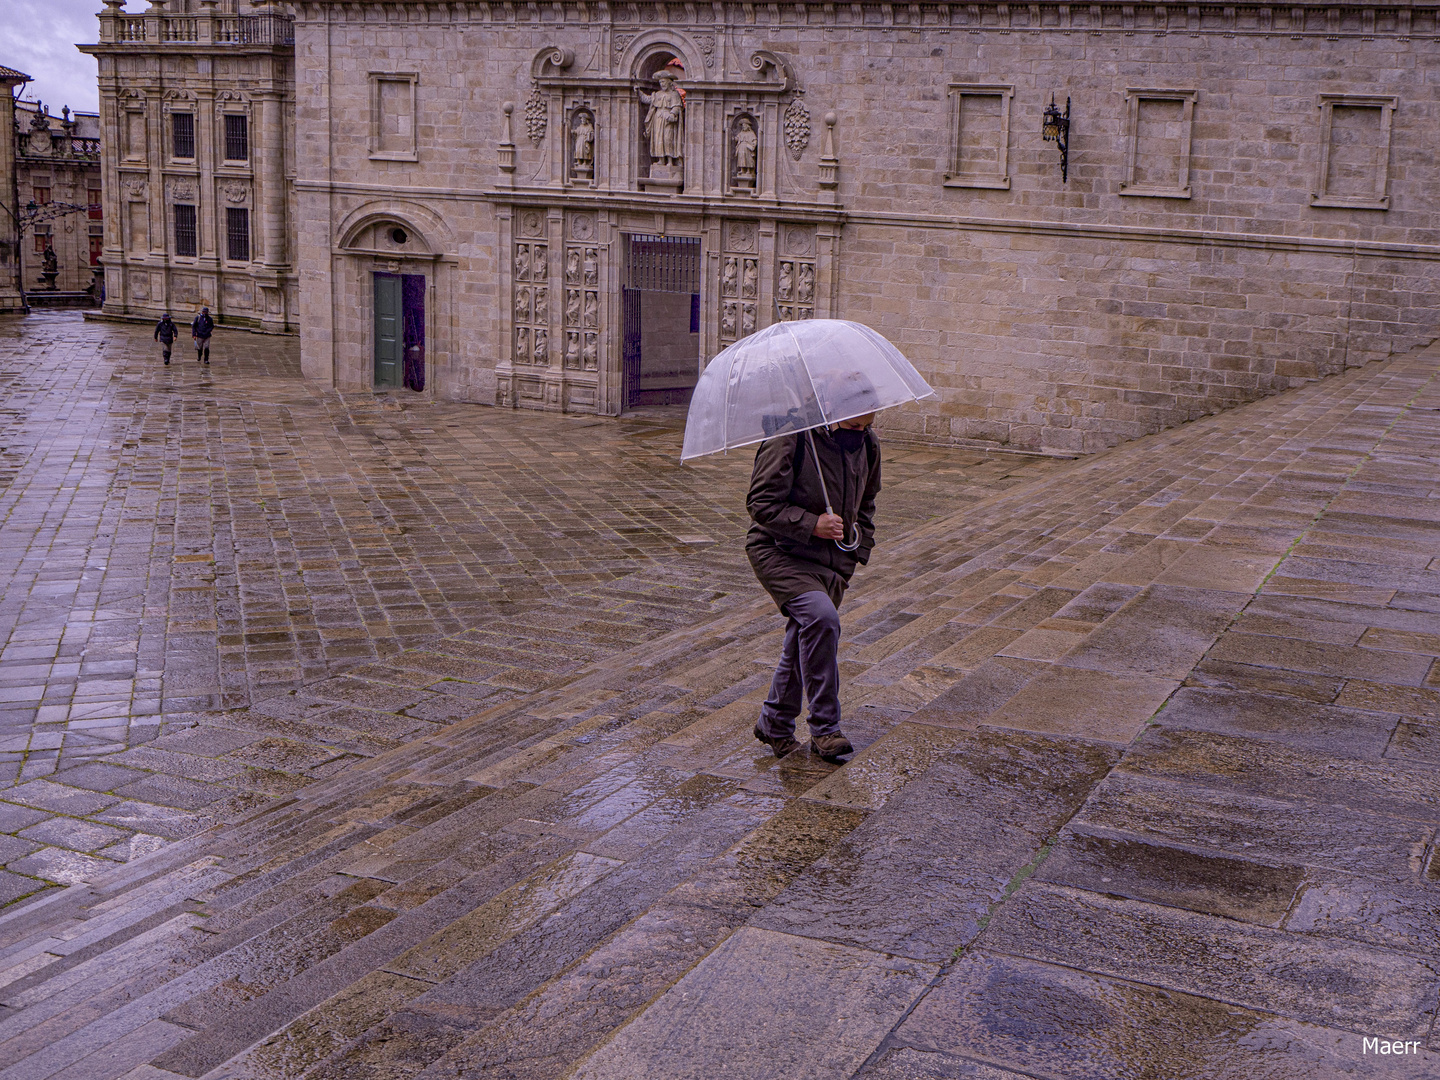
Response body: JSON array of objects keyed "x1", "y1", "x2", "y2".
[{"x1": 813, "y1": 512, "x2": 845, "y2": 541}]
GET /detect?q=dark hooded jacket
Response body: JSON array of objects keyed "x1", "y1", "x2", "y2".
[
  {"x1": 745, "y1": 426, "x2": 882, "y2": 612},
  {"x1": 191, "y1": 311, "x2": 215, "y2": 339},
  {"x1": 154, "y1": 318, "x2": 177, "y2": 345}
]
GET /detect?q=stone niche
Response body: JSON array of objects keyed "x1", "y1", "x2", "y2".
[{"x1": 491, "y1": 40, "x2": 842, "y2": 416}]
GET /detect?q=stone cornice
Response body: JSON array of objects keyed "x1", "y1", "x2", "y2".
[
  {"x1": 291, "y1": 0, "x2": 1438, "y2": 39},
  {"x1": 296, "y1": 177, "x2": 849, "y2": 223},
  {"x1": 294, "y1": 178, "x2": 1440, "y2": 260}
]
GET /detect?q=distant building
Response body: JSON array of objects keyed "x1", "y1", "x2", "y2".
[
  {"x1": 14, "y1": 100, "x2": 103, "y2": 300},
  {"x1": 81, "y1": 1, "x2": 1440, "y2": 454},
  {"x1": 0, "y1": 65, "x2": 30, "y2": 315},
  {"x1": 79, "y1": 0, "x2": 295, "y2": 333}
]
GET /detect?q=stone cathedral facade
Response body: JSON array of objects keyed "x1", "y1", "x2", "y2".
[{"x1": 88, "y1": 0, "x2": 1438, "y2": 453}]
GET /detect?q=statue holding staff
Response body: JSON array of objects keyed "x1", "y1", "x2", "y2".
[{"x1": 638, "y1": 62, "x2": 685, "y2": 166}]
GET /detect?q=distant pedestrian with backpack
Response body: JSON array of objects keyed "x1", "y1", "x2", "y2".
[
  {"x1": 192, "y1": 306, "x2": 214, "y2": 365},
  {"x1": 154, "y1": 312, "x2": 178, "y2": 365}
]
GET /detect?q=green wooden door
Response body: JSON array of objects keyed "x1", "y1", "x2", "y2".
[{"x1": 374, "y1": 274, "x2": 401, "y2": 388}]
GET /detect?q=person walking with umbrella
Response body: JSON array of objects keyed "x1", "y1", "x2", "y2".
[
  {"x1": 746, "y1": 410, "x2": 881, "y2": 760},
  {"x1": 681, "y1": 319, "x2": 936, "y2": 762},
  {"x1": 154, "y1": 312, "x2": 178, "y2": 365}
]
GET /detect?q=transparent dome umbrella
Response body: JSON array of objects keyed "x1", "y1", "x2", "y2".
[{"x1": 681, "y1": 318, "x2": 937, "y2": 548}]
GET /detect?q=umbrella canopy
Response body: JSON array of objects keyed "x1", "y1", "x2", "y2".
[{"x1": 680, "y1": 319, "x2": 936, "y2": 461}]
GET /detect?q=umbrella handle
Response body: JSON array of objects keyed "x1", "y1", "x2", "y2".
[{"x1": 806, "y1": 429, "x2": 863, "y2": 552}]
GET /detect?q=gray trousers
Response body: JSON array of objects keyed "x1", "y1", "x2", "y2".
[{"x1": 757, "y1": 590, "x2": 842, "y2": 739}]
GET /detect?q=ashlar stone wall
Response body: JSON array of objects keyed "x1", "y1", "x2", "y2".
[{"x1": 293, "y1": 0, "x2": 1439, "y2": 453}]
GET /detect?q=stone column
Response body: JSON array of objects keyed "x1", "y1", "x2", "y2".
[
  {"x1": 257, "y1": 90, "x2": 286, "y2": 269},
  {"x1": 0, "y1": 69, "x2": 27, "y2": 313}
]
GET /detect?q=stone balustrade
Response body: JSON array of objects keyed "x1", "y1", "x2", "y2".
[{"x1": 102, "y1": 11, "x2": 293, "y2": 45}]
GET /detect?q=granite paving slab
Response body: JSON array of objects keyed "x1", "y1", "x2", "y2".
[{"x1": 0, "y1": 336, "x2": 1436, "y2": 1079}]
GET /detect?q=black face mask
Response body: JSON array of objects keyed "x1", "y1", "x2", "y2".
[{"x1": 833, "y1": 427, "x2": 867, "y2": 453}]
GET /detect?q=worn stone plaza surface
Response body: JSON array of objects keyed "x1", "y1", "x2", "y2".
[
  {"x1": 0, "y1": 318, "x2": 1438, "y2": 1078},
  {"x1": 0, "y1": 312, "x2": 1061, "y2": 911}
]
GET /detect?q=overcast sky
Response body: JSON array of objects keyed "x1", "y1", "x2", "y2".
[{"x1": 2, "y1": 0, "x2": 147, "y2": 116}]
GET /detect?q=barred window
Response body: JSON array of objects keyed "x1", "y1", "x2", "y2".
[
  {"x1": 172, "y1": 112, "x2": 195, "y2": 158},
  {"x1": 226, "y1": 207, "x2": 250, "y2": 262},
  {"x1": 224, "y1": 114, "x2": 248, "y2": 162},
  {"x1": 173, "y1": 203, "x2": 197, "y2": 257}
]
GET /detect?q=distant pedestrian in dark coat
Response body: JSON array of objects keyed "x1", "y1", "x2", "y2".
[
  {"x1": 191, "y1": 307, "x2": 214, "y2": 365},
  {"x1": 747, "y1": 413, "x2": 881, "y2": 761},
  {"x1": 154, "y1": 313, "x2": 177, "y2": 365}
]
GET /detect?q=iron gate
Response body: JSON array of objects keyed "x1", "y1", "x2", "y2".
[{"x1": 623, "y1": 234, "x2": 701, "y2": 407}]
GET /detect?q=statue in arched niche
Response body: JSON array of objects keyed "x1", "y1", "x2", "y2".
[
  {"x1": 571, "y1": 110, "x2": 595, "y2": 180},
  {"x1": 638, "y1": 61, "x2": 685, "y2": 169},
  {"x1": 733, "y1": 116, "x2": 758, "y2": 189}
]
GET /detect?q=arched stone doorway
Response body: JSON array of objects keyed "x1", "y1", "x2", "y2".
[{"x1": 332, "y1": 202, "x2": 451, "y2": 395}]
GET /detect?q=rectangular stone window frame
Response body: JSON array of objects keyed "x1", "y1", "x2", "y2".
[
  {"x1": 369, "y1": 72, "x2": 419, "y2": 162},
  {"x1": 1312, "y1": 94, "x2": 1396, "y2": 210},
  {"x1": 122, "y1": 108, "x2": 146, "y2": 163},
  {"x1": 944, "y1": 83, "x2": 1013, "y2": 190},
  {"x1": 170, "y1": 109, "x2": 196, "y2": 161},
  {"x1": 223, "y1": 113, "x2": 250, "y2": 164},
  {"x1": 1120, "y1": 88, "x2": 1197, "y2": 200}
]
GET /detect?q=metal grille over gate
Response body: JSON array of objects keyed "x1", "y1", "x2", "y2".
[{"x1": 625, "y1": 234, "x2": 700, "y2": 294}]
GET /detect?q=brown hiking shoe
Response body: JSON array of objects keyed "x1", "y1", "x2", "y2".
[
  {"x1": 809, "y1": 731, "x2": 854, "y2": 761},
  {"x1": 754, "y1": 724, "x2": 800, "y2": 759}
]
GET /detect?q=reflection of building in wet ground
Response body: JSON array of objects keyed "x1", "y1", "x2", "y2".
[
  {"x1": 80, "y1": 0, "x2": 1440, "y2": 454},
  {"x1": 1, "y1": 315, "x2": 1438, "y2": 1078}
]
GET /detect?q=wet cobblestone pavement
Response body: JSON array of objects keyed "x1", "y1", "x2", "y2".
[
  {"x1": 0, "y1": 312, "x2": 1061, "y2": 908},
  {"x1": 0, "y1": 315, "x2": 1437, "y2": 1079}
]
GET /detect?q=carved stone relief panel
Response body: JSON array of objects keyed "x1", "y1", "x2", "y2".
[
  {"x1": 563, "y1": 212, "x2": 600, "y2": 371},
  {"x1": 512, "y1": 210, "x2": 550, "y2": 367},
  {"x1": 719, "y1": 219, "x2": 760, "y2": 346},
  {"x1": 777, "y1": 223, "x2": 817, "y2": 321}
]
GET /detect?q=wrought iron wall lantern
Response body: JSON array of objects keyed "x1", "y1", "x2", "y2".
[{"x1": 1042, "y1": 94, "x2": 1071, "y2": 182}]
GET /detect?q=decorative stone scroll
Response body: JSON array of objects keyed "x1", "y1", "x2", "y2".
[
  {"x1": 524, "y1": 86, "x2": 548, "y2": 146},
  {"x1": 783, "y1": 93, "x2": 811, "y2": 160}
]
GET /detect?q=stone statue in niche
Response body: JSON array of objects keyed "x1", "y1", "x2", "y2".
[
  {"x1": 583, "y1": 292, "x2": 598, "y2": 328},
  {"x1": 566, "y1": 289, "x2": 581, "y2": 324},
  {"x1": 741, "y1": 303, "x2": 756, "y2": 335},
  {"x1": 565, "y1": 249, "x2": 581, "y2": 284},
  {"x1": 516, "y1": 326, "x2": 531, "y2": 361},
  {"x1": 778, "y1": 262, "x2": 793, "y2": 301},
  {"x1": 722, "y1": 257, "x2": 738, "y2": 296},
  {"x1": 515, "y1": 286, "x2": 531, "y2": 323},
  {"x1": 797, "y1": 263, "x2": 815, "y2": 304},
  {"x1": 532, "y1": 247, "x2": 548, "y2": 280},
  {"x1": 733, "y1": 117, "x2": 758, "y2": 189},
  {"x1": 721, "y1": 302, "x2": 737, "y2": 338},
  {"x1": 583, "y1": 249, "x2": 598, "y2": 286},
  {"x1": 741, "y1": 259, "x2": 758, "y2": 299},
  {"x1": 514, "y1": 245, "x2": 530, "y2": 280},
  {"x1": 565, "y1": 331, "x2": 580, "y2": 367},
  {"x1": 534, "y1": 328, "x2": 548, "y2": 364},
  {"x1": 638, "y1": 62, "x2": 685, "y2": 172},
  {"x1": 583, "y1": 332, "x2": 597, "y2": 368},
  {"x1": 571, "y1": 111, "x2": 595, "y2": 179},
  {"x1": 534, "y1": 288, "x2": 549, "y2": 323}
]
